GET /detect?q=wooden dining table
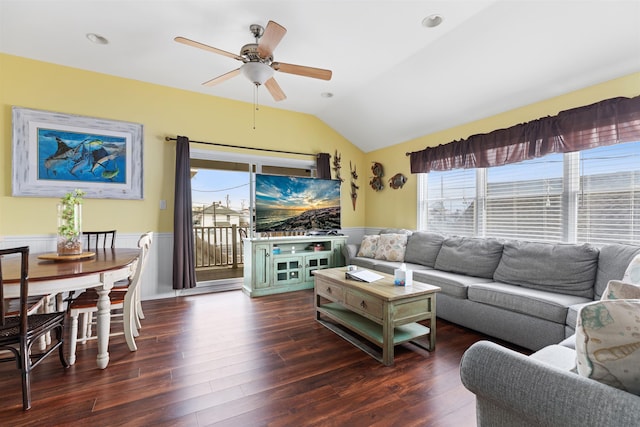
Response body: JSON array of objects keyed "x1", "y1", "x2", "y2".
[{"x1": 2, "y1": 248, "x2": 140, "y2": 369}]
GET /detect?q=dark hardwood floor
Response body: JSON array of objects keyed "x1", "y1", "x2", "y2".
[{"x1": 0, "y1": 289, "x2": 524, "y2": 426}]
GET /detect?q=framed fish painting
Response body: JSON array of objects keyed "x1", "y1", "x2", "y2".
[{"x1": 11, "y1": 107, "x2": 143, "y2": 199}]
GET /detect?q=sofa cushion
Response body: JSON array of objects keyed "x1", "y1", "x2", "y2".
[
  {"x1": 623, "y1": 253, "x2": 640, "y2": 284},
  {"x1": 369, "y1": 261, "x2": 432, "y2": 276},
  {"x1": 602, "y1": 280, "x2": 640, "y2": 300},
  {"x1": 529, "y1": 344, "x2": 577, "y2": 371},
  {"x1": 413, "y1": 269, "x2": 493, "y2": 299},
  {"x1": 468, "y1": 282, "x2": 590, "y2": 323},
  {"x1": 403, "y1": 232, "x2": 445, "y2": 268},
  {"x1": 594, "y1": 243, "x2": 640, "y2": 299},
  {"x1": 356, "y1": 235, "x2": 379, "y2": 258},
  {"x1": 576, "y1": 299, "x2": 640, "y2": 395},
  {"x1": 434, "y1": 237, "x2": 504, "y2": 279},
  {"x1": 378, "y1": 228, "x2": 413, "y2": 236},
  {"x1": 374, "y1": 233, "x2": 408, "y2": 262},
  {"x1": 493, "y1": 241, "x2": 599, "y2": 298},
  {"x1": 342, "y1": 244, "x2": 359, "y2": 263},
  {"x1": 566, "y1": 302, "x2": 590, "y2": 331},
  {"x1": 558, "y1": 334, "x2": 576, "y2": 350},
  {"x1": 349, "y1": 256, "x2": 380, "y2": 270}
]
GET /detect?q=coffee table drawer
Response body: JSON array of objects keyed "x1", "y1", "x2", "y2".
[
  {"x1": 345, "y1": 289, "x2": 383, "y2": 320},
  {"x1": 395, "y1": 297, "x2": 434, "y2": 323},
  {"x1": 317, "y1": 282, "x2": 345, "y2": 302}
]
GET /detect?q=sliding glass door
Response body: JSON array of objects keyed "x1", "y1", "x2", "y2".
[{"x1": 189, "y1": 151, "x2": 317, "y2": 288}]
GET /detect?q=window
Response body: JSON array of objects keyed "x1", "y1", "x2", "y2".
[
  {"x1": 577, "y1": 143, "x2": 640, "y2": 244},
  {"x1": 485, "y1": 154, "x2": 564, "y2": 242},
  {"x1": 419, "y1": 141, "x2": 640, "y2": 245},
  {"x1": 421, "y1": 168, "x2": 476, "y2": 236}
]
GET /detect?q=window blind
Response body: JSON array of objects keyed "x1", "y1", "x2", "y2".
[
  {"x1": 577, "y1": 142, "x2": 640, "y2": 244},
  {"x1": 424, "y1": 169, "x2": 476, "y2": 236},
  {"x1": 485, "y1": 154, "x2": 564, "y2": 242}
]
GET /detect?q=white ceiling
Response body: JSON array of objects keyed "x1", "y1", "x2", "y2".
[{"x1": 1, "y1": 1, "x2": 639, "y2": 153}]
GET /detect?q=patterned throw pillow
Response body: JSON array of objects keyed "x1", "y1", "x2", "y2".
[
  {"x1": 601, "y1": 280, "x2": 640, "y2": 300},
  {"x1": 357, "y1": 235, "x2": 380, "y2": 258},
  {"x1": 623, "y1": 254, "x2": 640, "y2": 284},
  {"x1": 374, "y1": 233, "x2": 408, "y2": 262},
  {"x1": 575, "y1": 299, "x2": 640, "y2": 395}
]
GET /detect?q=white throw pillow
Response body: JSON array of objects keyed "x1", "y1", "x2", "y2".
[
  {"x1": 374, "y1": 233, "x2": 408, "y2": 262},
  {"x1": 356, "y1": 235, "x2": 379, "y2": 258},
  {"x1": 623, "y1": 253, "x2": 640, "y2": 284},
  {"x1": 575, "y1": 299, "x2": 640, "y2": 395},
  {"x1": 601, "y1": 280, "x2": 640, "y2": 300}
]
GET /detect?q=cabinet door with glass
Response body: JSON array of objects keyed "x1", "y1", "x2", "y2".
[
  {"x1": 304, "y1": 253, "x2": 332, "y2": 282},
  {"x1": 273, "y1": 256, "x2": 304, "y2": 286}
]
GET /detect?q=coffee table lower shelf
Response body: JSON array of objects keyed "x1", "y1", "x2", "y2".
[{"x1": 316, "y1": 302, "x2": 431, "y2": 365}]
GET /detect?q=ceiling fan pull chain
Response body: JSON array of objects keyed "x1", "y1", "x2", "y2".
[{"x1": 253, "y1": 84, "x2": 258, "y2": 130}]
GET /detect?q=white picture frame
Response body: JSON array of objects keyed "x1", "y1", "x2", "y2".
[{"x1": 12, "y1": 107, "x2": 143, "y2": 199}]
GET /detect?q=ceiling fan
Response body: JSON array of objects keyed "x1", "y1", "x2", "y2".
[{"x1": 175, "y1": 21, "x2": 332, "y2": 102}]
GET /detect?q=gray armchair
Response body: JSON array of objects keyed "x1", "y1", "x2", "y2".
[{"x1": 460, "y1": 340, "x2": 640, "y2": 427}]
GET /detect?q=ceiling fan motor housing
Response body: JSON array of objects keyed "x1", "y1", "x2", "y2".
[{"x1": 240, "y1": 43, "x2": 272, "y2": 63}]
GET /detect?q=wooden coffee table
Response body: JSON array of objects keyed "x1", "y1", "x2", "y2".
[{"x1": 313, "y1": 267, "x2": 440, "y2": 366}]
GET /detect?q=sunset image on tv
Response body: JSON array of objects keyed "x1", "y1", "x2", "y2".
[{"x1": 255, "y1": 174, "x2": 341, "y2": 232}]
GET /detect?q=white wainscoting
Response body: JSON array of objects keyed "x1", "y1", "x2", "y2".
[
  {"x1": 2, "y1": 228, "x2": 367, "y2": 301},
  {"x1": 1, "y1": 232, "x2": 175, "y2": 301}
]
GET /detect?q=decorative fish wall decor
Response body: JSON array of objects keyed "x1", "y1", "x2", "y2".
[
  {"x1": 389, "y1": 173, "x2": 407, "y2": 189},
  {"x1": 370, "y1": 162, "x2": 384, "y2": 191}
]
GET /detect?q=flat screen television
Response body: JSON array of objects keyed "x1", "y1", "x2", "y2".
[{"x1": 255, "y1": 174, "x2": 341, "y2": 233}]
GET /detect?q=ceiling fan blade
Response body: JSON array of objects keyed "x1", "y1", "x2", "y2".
[
  {"x1": 264, "y1": 77, "x2": 286, "y2": 102},
  {"x1": 272, "y1": 62, "x2": 332, "y2": 81},
  {"x1": 202, "y1": 68, "x2": 241, "y2": 86},
  {"x1": 257, "y1": 21, "x2": 287, "y2": 59},
  {"x1": 175, "y1": 36, "x2": 244, "y2": 61}
]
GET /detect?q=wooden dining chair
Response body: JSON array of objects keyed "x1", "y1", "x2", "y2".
[
  {"x1": 0, "y1": 246, "x2": 69, "y2": 410},
  {"x1": 4, "y1": 295, "x2": 50, "y2": 351},
  {"x1": 68, "y1": 232, "x2": 153, "y2": 364},
  {"x1": 78, "y1": 230, "x2": 145, "y2": 335},
  {"x1": 83, "y1": 230, "x2": 117, "y2": 251}
]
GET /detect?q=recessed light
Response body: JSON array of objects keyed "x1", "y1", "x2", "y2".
[
  {"x1": 422, "y1": 14, "x2": 444, "y2": 28},
  {"x1": 86, "y1": 33, "x2": 109, "y2": 45},
  {"x1": 321, "y1": 92, "x2": 334, "y2": 98}
]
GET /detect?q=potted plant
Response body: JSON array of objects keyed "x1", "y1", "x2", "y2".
[{"x1": 57, "y1": 189, "x2": 85, "y2": 256}]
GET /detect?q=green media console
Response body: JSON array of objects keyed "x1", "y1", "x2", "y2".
[{"x1": 242, "y1": 235, "x2": 347, "y2": 297}]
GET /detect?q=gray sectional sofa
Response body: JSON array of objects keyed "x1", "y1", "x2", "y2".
[{"x1": 343, "y1": 231, "x2": 640, "y2": 351}]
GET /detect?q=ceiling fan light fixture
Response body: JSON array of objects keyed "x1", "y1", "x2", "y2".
[
  {"x1": 422, "y1": 14, "x2": 444, "y2": 28},
  {"x1": 241, "y1": 62, "x2": 274, "y2": 85}
]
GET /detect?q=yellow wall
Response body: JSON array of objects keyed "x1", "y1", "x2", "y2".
[
  {"x1": 2, "y1": 53, "x2": 638, "y2": 236},
  {"x1": 0, "y1": 53, "x2": 365, "y2": 236},
  {"x1": 364, "y1": 72, "x2": 640, "y2": 229}
]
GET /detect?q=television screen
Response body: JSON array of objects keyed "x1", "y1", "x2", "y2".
[{"x1": 255, "y1": 174, "x2": 341, "y2": 232}]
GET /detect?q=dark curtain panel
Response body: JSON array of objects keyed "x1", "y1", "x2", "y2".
[
  {"x1": 317, "y1": 153, "x2": 331, "y2": 179},
  {"x1": 410, "y1": 96, "x2": 640, "y2": 173},
  {"x1": 172, "y1": 135, "x2": 196, "y2": 290}
]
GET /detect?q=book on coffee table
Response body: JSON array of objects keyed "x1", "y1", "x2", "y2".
[{"x1": 346, "y1": 269, "x2": 384, "y2": 283}]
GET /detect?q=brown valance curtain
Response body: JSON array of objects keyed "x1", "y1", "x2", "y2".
[{"x1": 409, "y1": 96, "x2": 640, "y2": 173}]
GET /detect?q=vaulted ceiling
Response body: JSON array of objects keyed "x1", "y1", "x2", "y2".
[{"x1": 1, "y1": 1, "x2": 639, "y2": 152}]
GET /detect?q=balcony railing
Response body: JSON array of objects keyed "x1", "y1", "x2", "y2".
[{"x1": 193, "y1": 225, "x2": 248, "y2": 269}]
